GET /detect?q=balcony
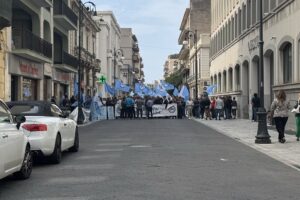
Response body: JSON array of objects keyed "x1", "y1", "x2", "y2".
[
  {"x1": 12, "y1": 28, "x2": 52, "y2": 63},
  {"x1": 54, "y1": 0, "x2": 77, "y2": 30},
  {"x1": 132, "y1": 44, "x2": 139, "y2": 52},
  {"x1": 132, "y1": 55, "x2": 139, "y2": 63},
  {"x1": 0, "y1": 0, "x2": 12, "y2": 29},
  {"x1": 31, "y1": 0, "x2": 52, "y2": 8},
  {"x1": 54, "y1": 51, "x2": 78, "y2": 72}
]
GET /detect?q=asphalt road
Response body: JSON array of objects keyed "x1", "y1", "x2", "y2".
[{"x1": 1, "y1": 119, "x2": 300, "y2": 200}]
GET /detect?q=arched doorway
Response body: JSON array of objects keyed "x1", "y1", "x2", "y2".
[
  {"x1": 241, "y1": 60, "x2": 250, "y2": 119},
  {"x1": 223, "y1": 70, "x2": 227, "y2": 92},
  {"x1": 234, "y1": 64, "x2": 241, "y2": 91},
  {"x1": 264, "y1": 49, "x2": 274, "y2": 109},
  {"x1": 228, "y1": 68, "x2": 233, "y2": 92},
  {"x1": 251, "y1": 56, "x2": 259, "y2": 95}
]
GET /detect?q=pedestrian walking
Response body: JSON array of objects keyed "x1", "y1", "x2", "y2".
[
  {"x1": 136, "y1": 96, "x2": 145, "y2": 119},
  {"x1": 215, "y1": 96, "x2": 224, "y2": 120},
  {"x1": 145, "y1": 97, "x2": 154, "y2": 119},
  {"x1": 231, "y1": 97, "x2": 237, "y2": 119},
  {"x1": 203, "y1": 96, "x2": 211, "y2": 120},
  {"x1": 186, "y1": 98, "x2": 193, "y2": 119},
  {"x1": 251, "y1": 93, "x2": 260, "y2": 122},
  {"x1": 293, "y1": 93, "x2": 300, "y2": 141},
  {"x1": 271, "y1": 90, "x2": 290, "y2": 143},
  {"x1": 193, "y1": 98, "x2": 200, "y2": 118},
  {"x1": 210, "y1": 97, "x2": 216, "y2": 119}
]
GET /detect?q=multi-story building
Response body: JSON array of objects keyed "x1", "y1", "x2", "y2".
[
  {"x1": 163, "y1": 54, "x2": 179, "y2": 79},
  {"x1": 93, "y1": 11, "x2": 123, "y2": 97},
  {"x1": 9, "y1": 0, "x2": 53, "y2": 101},
  {"x1": 120, "y1": 28, "x2": 139, "y2": 87},
  {"x1": 177, "y1": 0, "x2": 211, "y2": 98},
  {"x1": 0, "y1": 0, "x2": 11, "y2": 100},
  {"x1": 71, "y1": 0, "x2": 100, "y2": 97},
  {"x1": 210, "y1": 0, "x2": 297, "y2": 129}
]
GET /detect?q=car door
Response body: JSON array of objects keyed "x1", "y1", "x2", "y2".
[
  {"x1": 50, "y1": 105, "x2": 73, "y2": 149},
  {"x1": 0, "y1": 102, "x2": 23, "y2": 173}
]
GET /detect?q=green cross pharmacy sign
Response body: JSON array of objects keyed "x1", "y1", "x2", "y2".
[{"x1": 98, "y1": 75, "x2": 106, "y2": 84}]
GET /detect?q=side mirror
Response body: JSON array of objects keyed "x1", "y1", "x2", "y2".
[{"x1": 15, "y1": 116, "x2": 26, "y2": 130}]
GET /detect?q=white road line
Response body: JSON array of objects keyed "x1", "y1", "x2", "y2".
[
  {"x1": 97, "y1": 142, "x2": 131, "y2": 146},
  {"x1": 94, "y1": 148, "x2": 124, "y2": 152},
  {"x1": 46, "y1": 176, "x2": 107, "y2": 185},
  {"x1": 98, "y1": 138, "x2": 132, "y2": 142},
  {"x1": 59, "y1": 164, "x2": 114, "y2": 170},
  {"x1": 75, "y1": 154, "x2": 121, "y2": 160}
]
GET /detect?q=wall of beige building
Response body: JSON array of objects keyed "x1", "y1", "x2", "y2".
[{"x1": 210, "y1": 0, "x2": 299, "y2": 130}]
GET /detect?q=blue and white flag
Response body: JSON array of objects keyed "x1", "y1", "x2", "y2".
[
  {"x1": 105, "y1": 83, "x2": 115, "y2": 96},
  {"x1": 135, "y1": 83, "x2": 145, "y2": 93},
  {"x1": 173, "y1": 87, "x2": 179, "y2": 97},
  {"x1": 160, "y1": 80, "x2": 175, "y2": 90},
  {"x1": 179, "y1": 85, "x2": 189, "y2": 101},
  {"x1": 115, "y1": 79, "x2": 131, "y2": 93},
  {"x1": 155, "y1": 85, "x2": 167, "y2": 97},
  {"x1": 206, "y1": 85, "x2": 217, "y2": 95}
]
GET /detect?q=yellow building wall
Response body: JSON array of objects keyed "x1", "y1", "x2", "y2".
[{"x1": 0, "y1": 29, "x2": 7, "y2": 100}]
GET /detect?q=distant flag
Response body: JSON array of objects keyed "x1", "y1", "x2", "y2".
[
  {"x1": 104, "y1": 83, "x2": 115, "y2": 96},
  {"x1": 160, "y1": 80, "x2": 175, "y2": 90},
  {"x1": 173, "y1": 87, "x2": 179, "y2": 97},
  {"x1": 115, "y1": 79, "x2": 131, "y2": 92},
  {"x1": 179, "y1": 85, "x2": 190, "y2": 101},
  {"x1": 135, "y1": 83, "x2": 144, "y2": 93},
  {"x1": 155, "y1": 85, "x2": 167, "y2": 97},
  {"x1": 206, "y1": 85, "x2": 217, "y2": 95}
]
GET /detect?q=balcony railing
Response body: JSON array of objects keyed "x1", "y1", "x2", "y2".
[
  {"x1": 0, "y1": 0, "x2": 12, "y2": 29},
  {"x1": 55, "y1": 51, "x2": 78, "y2": 69},
  {"x1": 12, "y1": 28, "x2": 52, "y2": 59},
  {"x1": 54, "y1": 0, "x2": 78, "y2": 26}
]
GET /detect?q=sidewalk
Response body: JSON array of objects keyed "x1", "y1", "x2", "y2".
[{"x1": 193, "y1": 118, "x2": 300, "y2": 171}]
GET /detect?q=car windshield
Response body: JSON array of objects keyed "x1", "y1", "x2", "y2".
[
  {"x1": 0, "y1": 105, "x2": 11, "y2": 123},
  {"x1": 10, "y1": 105, "x2": 40, "y2": 116}
]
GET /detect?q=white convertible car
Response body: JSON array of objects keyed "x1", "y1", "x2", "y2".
[
  {"x1": 0, "y1": 100, "x2": 32, "y2": 180},
  {"x1": 7, "y1": 101, "x2": 79, "y2": 164}
]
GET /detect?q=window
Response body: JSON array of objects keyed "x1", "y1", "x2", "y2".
[
  {"x1": 283, "y1": 43, "x2": 292, "y2": 83},
  {"x1": 252, "y1": 0, "x2": 257, "y2": 25},
  {"x1": 270, "y1": 0, "x2": 276, "y2": 10},
  {"x1": 0, "y1": 104, "x2": 11, "y2": 123}
]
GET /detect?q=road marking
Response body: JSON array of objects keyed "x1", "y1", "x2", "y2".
[
  {"x1": 94, "y1": 148, "x2": 124, "y2": 152},
  {"x1": 46, "y1": 176, "x2": 107, "y2": 185},
  {"x1": 97, "y1": 142, "x2": 131, "y2": 146},
  {"x1": 129, "y1": 145, "x2": 152, "y2": 148},
  {"x1": 59, "y1": 164, "x2": 114, "y2": 170},
  {"x1": 98, "y1": 138, "x2": 132, "y2": 142},
  {"x1": 26, "y1": 197, "x2": 93, "y2": 200},
  {"x1": 220, "y1": 158, "x2": 229, "y2": 162},
  {"x1": 75, "y1": 154, "x2": 121, "y2": 160}
]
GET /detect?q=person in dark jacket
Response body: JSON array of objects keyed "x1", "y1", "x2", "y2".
[
  {"x1": 251, "y1": 93, "x2": 260, "y2": 122},
  {"x1": 193, "y1": 98, "x2": 200, "y2": 118},
  {"x1": 231, "y1": 97, "x2": 237, "y2": 119},
  {"x1": 294, "y1": 93, "x2": 300, "y2": 141},
  {"x1": 224, "y1": 96, "x2": 232, "y2": 119}
]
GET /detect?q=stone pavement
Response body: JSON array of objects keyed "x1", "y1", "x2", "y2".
[{"x1": 194, "y1": 118, "x2": 300, "y2": 172}]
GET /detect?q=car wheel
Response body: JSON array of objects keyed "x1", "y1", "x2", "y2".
[
  {"x1": 69, "y1": 127, "x2": 79, "y2": 152},
  {"x1": 14, "y1": 145, "x2": 33, "y2": 180},
  {"x1": 49, "y1": 134, "x2": 62, "y2": 164}
]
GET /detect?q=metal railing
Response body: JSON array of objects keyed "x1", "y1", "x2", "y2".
[
  {"x1": 54, "y1": 0, "x2": 78, "y2": 26},
  {"x1": 55, "y1": 50, "x2": 78, "y2": 69},
  {"x1": 12, "y1": 28, "x2": 52, "y2": 59}
]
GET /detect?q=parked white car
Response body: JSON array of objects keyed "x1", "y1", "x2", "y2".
[
  {"x1": 7, "y1": 101, "x2": 79, "y2": 164},
  {"x1": 0, "y1": 100, "x2": 32, "y2": 180}
]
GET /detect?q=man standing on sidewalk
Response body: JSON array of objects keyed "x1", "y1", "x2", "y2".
[
  {"x1": 215, "y1": 96, "x2": 224, "y2": 120},
  {"x1": 251, "y1": 93, "x2": 260, "y2": 122}
]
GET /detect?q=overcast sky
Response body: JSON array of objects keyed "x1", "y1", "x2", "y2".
[{"x1": 95, "y1": 0, "x2": 189, "y2": 83}]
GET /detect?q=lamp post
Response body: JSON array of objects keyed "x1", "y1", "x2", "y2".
[
  {"x1": 184, "y1": 30, "x2": 198, "y2": 99},
  {"x1": 113, "y1": 48, "x2": 124, "y2": 97},
  {"x1": 255, "y1": 0, "x2": 271, "y2": 144},
  {"x1": 77, "y1": 1, "x2": 97, "y2": 125}
]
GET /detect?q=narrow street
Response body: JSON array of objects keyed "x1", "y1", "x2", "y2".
[{"x1": 1, "y1": 119, "x2": 300, "y2": 199}]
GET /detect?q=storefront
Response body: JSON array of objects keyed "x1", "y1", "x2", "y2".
[
  {"x1": 9, "y1": 54, "x2": 43, "y2": 101},
  {"x1": 53, "y1": 68, "x2": 73, "y2": 103},
  {"x1": 43, "y1": 63, "x2": 52, "y2": 101}
]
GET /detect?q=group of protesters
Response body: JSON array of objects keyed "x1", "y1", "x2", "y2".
[{"x1": 185, "y1": 94, "x2": 238, "y2": 120}]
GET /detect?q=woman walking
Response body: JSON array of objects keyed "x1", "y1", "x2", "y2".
[
  {"x1": 293, "y1": 93, "x2": 300, "y2": 141},
  {"x1": 271, "y1": 90, "x2": 290, "y2": 143}
]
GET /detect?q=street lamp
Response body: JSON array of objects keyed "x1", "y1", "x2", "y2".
[
  {"x1": 77, "y1": 0, "x2": 97, "y2": 125},
  {"x1": 255, "y1": 0, "x2": 271, "y2": 144},
  {"x1": 113, "y1": 48, "x2": 124, "y2": 97},
  {"x1": 183, "y1": 30, "x2": 198, "y2": 99}
]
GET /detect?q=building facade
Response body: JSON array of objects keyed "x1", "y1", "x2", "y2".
[
  {"x1": 210, "y1": 0, "x2": 297, "y2": 129},
  {"x1": 177, "y1": 0, "x2": 211, "y2": 98},
  {"x1": 93, "y1": 11, "x2": 123, "y2": 97},
  {"x1": 163, "y1": 54, "x2": 179, "y2": 79}
]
